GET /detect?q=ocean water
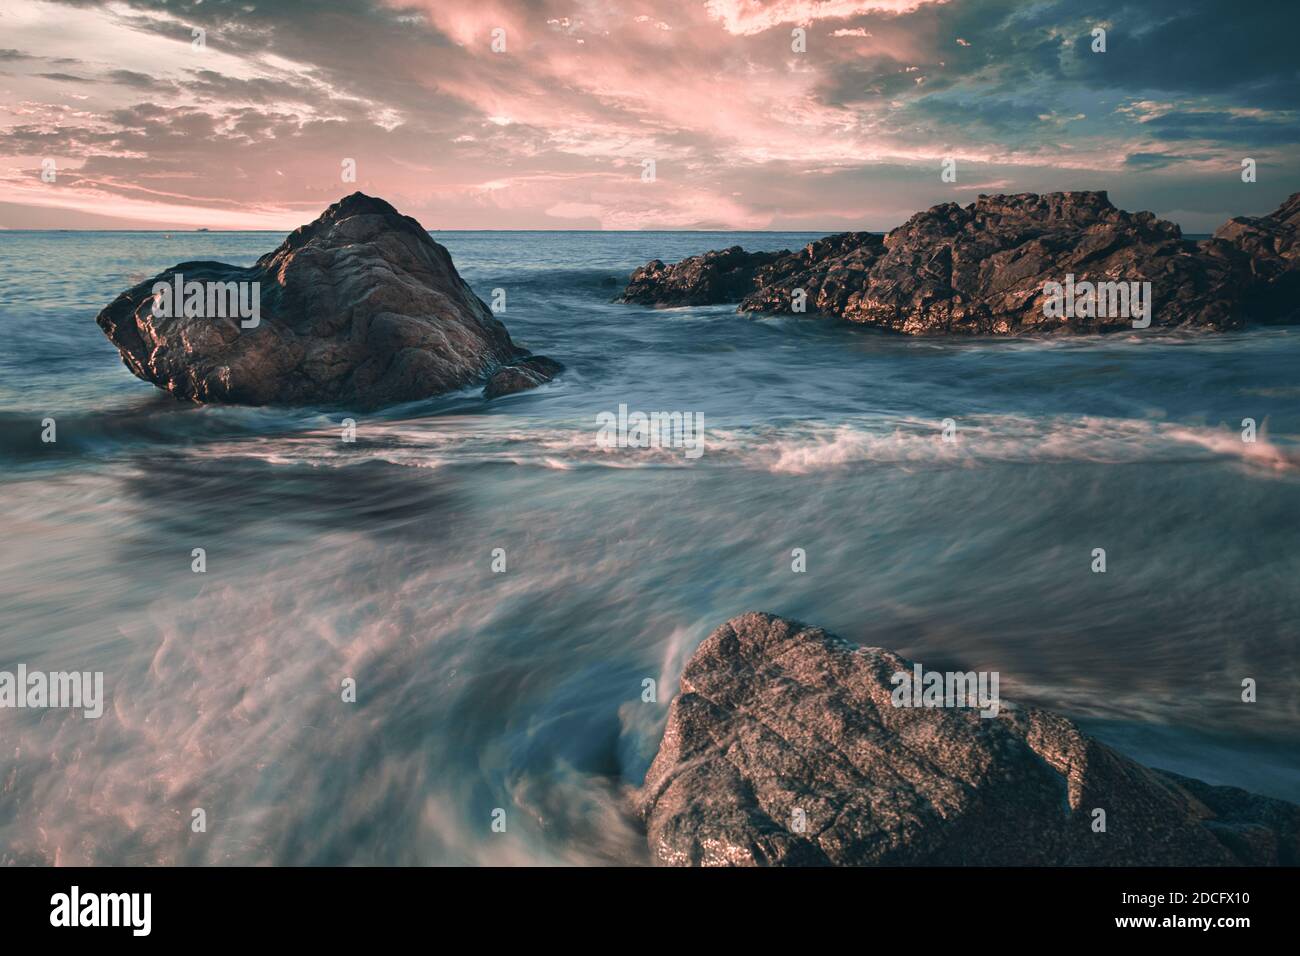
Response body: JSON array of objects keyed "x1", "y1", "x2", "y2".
[{"x1": 0, "y1": 229, "x2": 1298, "y2": 866}]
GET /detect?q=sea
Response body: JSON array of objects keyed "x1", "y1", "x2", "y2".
[{"x1": 0, "y1": 228, "x2": 1297, "y2": 864}]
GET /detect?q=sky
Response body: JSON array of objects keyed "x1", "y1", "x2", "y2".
[{"x1": 0, "y1": 0, "x2": 1297, "y2": 231}]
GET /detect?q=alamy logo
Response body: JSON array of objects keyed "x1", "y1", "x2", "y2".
[
  {"x1": 1042, "y1": 274, "x2": 1152, "y2": 328},
  {"x1": 596, "y1": 403, "x2": 705, "y2": 459},
  {"x1": 890, "y1": 663, "x2": 1000, "y2": 718},
  {"x1": 50, "y1": 886, "x2": 151, "y2": 936},
  {"x1": 0, "y1": 665, "x2": 103, "y2": 718},
  {"x1": 151, "y1": 273, "x2": 261, "y2": 328}
]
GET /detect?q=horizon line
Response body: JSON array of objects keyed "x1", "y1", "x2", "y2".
[
  {"x1": 0, "y1": 227, "x2": 1220, "y2": 237},
  {"x1": 0, "y1": 227, "x2": 874, "y2": 234}
]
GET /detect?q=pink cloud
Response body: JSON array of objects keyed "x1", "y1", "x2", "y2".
[
  {"x1": 704, "y1": 0, "x2": 947, "y2": 36},
  {"x1": 0, "y1": 0, "x2": 1282, "y2": 231}
]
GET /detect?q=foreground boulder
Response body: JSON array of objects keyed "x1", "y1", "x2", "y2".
[
  {"x1": 640, "y1": 612, "x2": 1299, "y2": 866},
  {"x1": 621, "y1": 191, "x2": 1300, "y2": 333},
  {"x1": 96, "y1": 192, "x2": 559, "y2": 407}
]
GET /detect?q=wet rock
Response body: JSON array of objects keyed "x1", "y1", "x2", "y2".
[
  {"x1": 1213, "y1": 191, "x2": 1300, "y2": 323},
  {"x1": 621, "y1": 191, "x2": 1300, "y2": 333},
  {"x1": 740, "y1": 232, "x2": 885, "y2": 315},
  {"x1": 617, "y1": 246, "x2": 788, "y2": 307},
  {"x1": 483, "y1": 355, "x2": 564, "y2": 399},
  {"x1": 95, "y1": 192, "x2": 559, "y2": 408},
  {"x1": 828, "y1": 192, "x2": 1240, "y2": 333},
  {"x1": 640, "y1": 611, "x2": 1300, "y2": 866}
]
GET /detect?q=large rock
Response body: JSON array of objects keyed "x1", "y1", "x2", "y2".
[
  {"x1": 640, "y1": 612, "x2": 1300, "y2": 866},
  {"x1": 95, "y1": 192, "x2": 560, "y2": 407},
  {"x1": 1212, "y1": 191, "x2": 1300, "y2": 323},
  {"x1": 621, "y1": 191, "x2": 1300, "y2": 333},
  {"x1": 829, "y1": 191, "x2": 1245, "y2": 333},
  {"x1": 617, "y1": 246, "x2": 788, "y2": 307},
  {"x1": 740, "y1": 231, "x2": 884, "y2": 315}
]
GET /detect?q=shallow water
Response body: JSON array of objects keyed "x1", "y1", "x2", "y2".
[{"x1": 1, "y1": 229, "x2": 1297, "y2": 865}]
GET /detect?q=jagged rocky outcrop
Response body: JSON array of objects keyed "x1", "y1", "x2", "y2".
[
  {"x1": 620, "y1": 191, "x2": 1300, "y2": 333},
  {"x1": 740, "y1": 231, "x2": 883, "y2": 315},
  {"x1": 1212, "y1": 192, "x2": 1300, "y2": 323},
  {"x1": 96, "y1": 192, "x2": 560, "y2": 407},
  {"x1": 640, "y1": 612, "x2": 1300, "y2": 866},
  {"x1": 618, "y1": 246, "x2": 788, "y2": 306}
]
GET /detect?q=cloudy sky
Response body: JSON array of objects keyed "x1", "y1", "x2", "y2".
[{"x1": 1, "y1": 0, "x2": 1296, "y2": 231}]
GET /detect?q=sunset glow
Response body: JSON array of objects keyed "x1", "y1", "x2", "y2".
[{"x1": 1, "y1": 0, "x2": 1297, "y2": 231}]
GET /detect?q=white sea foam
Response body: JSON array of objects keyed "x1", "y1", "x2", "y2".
[{"x1": 178, "y1": 413, "x2": 1298, "y2": 478}]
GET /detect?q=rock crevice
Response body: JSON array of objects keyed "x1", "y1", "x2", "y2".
[{"x1": 640, "y1": 612, "x2": 1300, "y2": 866}]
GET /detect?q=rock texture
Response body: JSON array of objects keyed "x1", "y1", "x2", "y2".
[
  {"x1": 640, "y1": 612, "x2": 1300, "y2": 866},
  {"x1": 96, "y1": 192, "x2": 559, "y2": 407},
  {"x1": 620, "y1": 191, "x2": 1300, "y2": 334},
  {"x1": 618, "y1": 246, "x2": 788, "y2": 307},
  {"x1": 1212, "y1": 191, "x2": 1300, "y2": 324},
  {"x1": 740, "y1": 231, "x2": 884, "y2": 316},
  {"x1": 482, "y1": 354, "x2": 565, "y2": 399}
]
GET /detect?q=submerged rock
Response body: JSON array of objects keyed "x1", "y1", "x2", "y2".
[
  {"x1": 482, "y1": 355, "x2": 565, "y2": 399},
  {"x1": 640, "y1": 612, "x2": 1300, "y2": 866},
  {"x1": 621, "y1": 191, "x2": 1300, "y2": 334},
  {"x1": 617, "y1": 246, "x2": 788, "y2": 307},
  {"x1": 95, "y1": 192, "x2": 560, "y2": 408}
]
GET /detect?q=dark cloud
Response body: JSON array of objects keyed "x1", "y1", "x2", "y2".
[
  {"x1": 105, "y1": 69, "x2": 176, "y2": 91},
  {"x1": 35, "y1": 72, "x2": 93, "y2": 83},
  {"x1": 910, "y1": 96, "x2": 1058, "y2": 137},
  {"x1": 1140, "y1": 111, "x2": 1300, "y2": 146},
  {"x1": 1065, "y1": 0, "x2": 1300, "y2": 110},
  {"x1": 1123, "y1": 152, "x2": 1190, "y2": 169},
  {"x1": 810, "y1": 0, "x2": 1297, "y2": 156}
]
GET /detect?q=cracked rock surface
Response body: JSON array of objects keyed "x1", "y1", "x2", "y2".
[
  {"x1": 620, "y1": 191, "x2": 1300, "y2": 334},
  {"x1": 640, "y1": 612, "x2": 1300, "y2": 866},
  {"x1": 96, "y1": 192, "x2": 559, "y2": 408},
  {"x1": 617, "y1": 246, "x2": 788, "y2": 307}
]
